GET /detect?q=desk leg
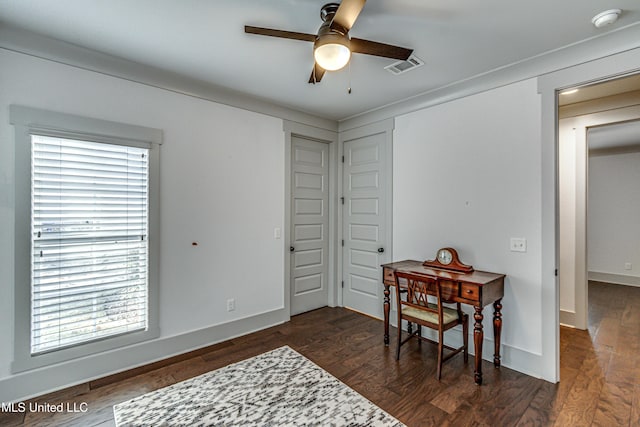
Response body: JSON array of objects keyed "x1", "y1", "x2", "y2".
[
  {"x1": 493, "y1": 299, "x2": 503, "y2": 368},
  {"x1": 473, "y1": 307, "x2": 484, "y2": 385},
  {"x1": 383, "y1": 283, "x2": 390, "y2": 346}
]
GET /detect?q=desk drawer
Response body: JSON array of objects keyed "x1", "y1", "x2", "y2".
[
  {"x1": 440, "y1": 281, "x2": 459, "y2": 299},
  {"x1": 383, "y1": 267, "x2": 395, "y2": 284},
  {"x1": 460, "y1": 283, "x2": 480, "y2": 301}
]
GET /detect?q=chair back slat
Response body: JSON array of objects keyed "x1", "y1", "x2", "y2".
[
  {"x1": 406, "y1": 277, "x2": 433, "y2": 307},
  {"x1": 395, "y1": 271, "x2": 442, "y2": 319}
]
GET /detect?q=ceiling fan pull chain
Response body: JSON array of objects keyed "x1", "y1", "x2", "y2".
[{"x1": 348, "y1": 61, "x2": 352, "y2": 94}]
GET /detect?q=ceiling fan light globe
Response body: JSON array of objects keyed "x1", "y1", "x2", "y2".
[{"x1": 314, "y1": 43, "x2": 351, "y2": 71}]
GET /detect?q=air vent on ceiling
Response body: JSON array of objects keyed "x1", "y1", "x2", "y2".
[{"x1": 384, "y1": 55, "x2": 424, "y2": 75}]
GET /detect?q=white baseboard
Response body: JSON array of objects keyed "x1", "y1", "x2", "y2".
[
  {"x1": 589, "y1": 271, "x2": 640, "y2": 287},
  {"x1": 560, "y1": 309, "x2": 576, "y2": 327},
  {"x1": 0, "y1": 308, "x2": 289, "y2": 403},
  {"x1": 394, "y1": 320, "x2": 546, "y2": 381}
]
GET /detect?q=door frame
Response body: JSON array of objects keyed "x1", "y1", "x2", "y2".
[
  {"x1": 560, "y1": 109, "x2": 640, "y2": 331},
  {"x1": 284, "y1": 121, "x2": 339, "y2": 316},
  {"x1": 337, "y1": 119, "x2": 394, "y2": 312},
  {"x1": 538, "y1": 47, "x2": 640, "y2": 383}
]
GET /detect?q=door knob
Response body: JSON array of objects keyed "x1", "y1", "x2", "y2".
[
  {"x1": 378, "y1": 247, "x2": 385, "y2": 253},
  {"x1": 290, "y1": 246, "x2": 295, "y2": 252}
]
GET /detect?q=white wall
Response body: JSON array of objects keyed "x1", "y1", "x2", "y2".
[
  {"x1": 0, "y1": 49, "x2": 286, "y2": 400},
  {"x1": 588, "y1": 151, "x2": 640, "y2": 281},
  {"x1": 393, "y1": 79, "x2": 543, "y2": 377}
]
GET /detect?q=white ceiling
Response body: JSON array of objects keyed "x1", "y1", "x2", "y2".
[{"x1": 1, "y1": 0, "x2": 640, "y2": 121}]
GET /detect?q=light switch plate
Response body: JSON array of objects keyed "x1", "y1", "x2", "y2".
[{"x1": 510, "y1": 237, "x2": 527, "y2": 252}]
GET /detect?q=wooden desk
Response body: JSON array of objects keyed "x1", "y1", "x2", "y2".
[{"x1": 381, "y1": 260, "x2": 505, "y2": 385}]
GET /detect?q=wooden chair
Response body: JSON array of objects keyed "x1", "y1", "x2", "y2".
[{"x1": 394, "y1": 271, "x2": 469, "y2": 380}]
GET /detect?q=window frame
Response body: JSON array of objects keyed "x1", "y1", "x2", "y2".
[{"x1": 10, "y1": 105, "x2": 161, "y2": 373}]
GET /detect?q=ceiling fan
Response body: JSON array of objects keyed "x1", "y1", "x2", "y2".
[{"x1": 245, "y1": 0, "x2": 413, "y2": 84}]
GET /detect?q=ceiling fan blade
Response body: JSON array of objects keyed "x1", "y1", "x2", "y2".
[
  {"x1": 350, "y1": 38, "x2": 413, "y2": 60},
  {"x1": 245, "y1": 26, "x2": 316, "y2": 42},
  {"x1": 308, "y1": 63, "x2": 326, "y2": 84},
  {"x1": 330, "y1": 0, "x2": 366, "y2": 32}
]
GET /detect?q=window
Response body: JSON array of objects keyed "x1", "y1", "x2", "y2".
[
  {"x1": 31, "y1": 135, "x2": 150, "y2": 354},
  {"x1": 11, "y1": 106, "x2": 161, "y2": 372}
]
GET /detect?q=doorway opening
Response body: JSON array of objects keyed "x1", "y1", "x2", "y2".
[{"x1": 557, "y1": 72, "x2": 640, "y2": 367}]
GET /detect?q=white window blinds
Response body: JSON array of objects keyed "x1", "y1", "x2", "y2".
[{"x1": 30, "y1": 134, "x2": 149, "y2": 355}]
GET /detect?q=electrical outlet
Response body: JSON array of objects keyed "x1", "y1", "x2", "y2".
[
  {"x1": 227, "y1": 298, "x2": 235, "y2": 312},
  {"x1": 510, "y1": 237, "x2": 527, "y2": 253},
  {"x1": 625, "y1": 263, "x2": 632, "y2": 270}
]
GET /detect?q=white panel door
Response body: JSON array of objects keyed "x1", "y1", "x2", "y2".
[
  {"x1": 342, "y1": 129, "x2": 389, "y2": 318},
  {"x1": 291, "y1": 136, "x2": 329, "y2": 315}
]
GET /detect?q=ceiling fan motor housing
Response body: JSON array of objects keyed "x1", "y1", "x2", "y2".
[
  {"x1": 320, "y1": 3, "x2": 341, "y2": 23},
  {"x1": 317, "y1": 3, "x2": 348, "y2": 36},
  {"x1": 316, "y1": 3, "x2": 350, "y2": 50},
  {"x1": 316, "y1": 21, "x2": 350, "y2": 44}
]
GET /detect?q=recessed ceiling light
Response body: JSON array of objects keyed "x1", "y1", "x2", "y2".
[
  {"x1": 560, "y1": 89, "x2": 579, "y2": 95},
  {"x1": 592, "y1": 9, "x2": 622, "y2": 28}
]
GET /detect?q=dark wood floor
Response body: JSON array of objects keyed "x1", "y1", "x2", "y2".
[{"x1": 2, "y1": 281, "x2": 639, "y2": 426}]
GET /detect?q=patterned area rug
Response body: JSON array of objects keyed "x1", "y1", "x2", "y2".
[{"x1": 113, "y1": 345, "x2": 404, "y2": 426}]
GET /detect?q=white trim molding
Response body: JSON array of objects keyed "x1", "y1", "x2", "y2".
[
  {"x1": 340, "y1": 23, "x2": 640, "y2": 131},
  {"x1": 589, "y1": 271, "x2": 640, "y2": 287},
  {"x1": 560, "y1": 310, "x2": 577, "y2": 327},
  {"x1": 538, "y1": 46, "x2": 640, "y2": 384},
  {"x1": 10, "y1": 105, "x2": 163, "y2": 373},
  {"x1": 397, "y1": 321, "x2": 545, "y2": 380},
  {"x1": 0, "y1": 307, "x2": 288, "y2": 403},
  {"x1": 0, "y1": 25, "x2": 337, "y2": 133}
]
